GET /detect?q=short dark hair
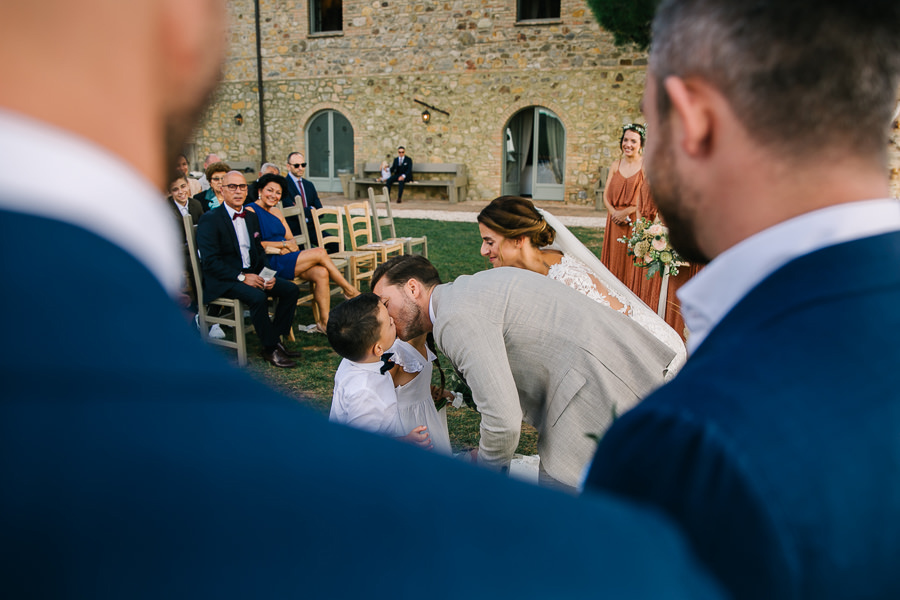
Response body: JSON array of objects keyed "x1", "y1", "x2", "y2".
[
  {"x1": 168, "y1": 171, "x2": 189, "y2": 188},
  {"x1": 650, "y1": 0, "x2": 900, "y2": 159},
  {"x1": 326, "y1": 293, "x2": 384, "y2": 362},
  {"x1": 255, "y1": 173, "x2": 289, "y2": 200},
  {"x1": 287, "y1": 151, "x2": 303, "y2": 163},
  {"x1": 397, "y1": 146, "x2": 405, "y2": 151},
  {"x1": 372, "y1": 255, "x2": 441, "y2": 292}
]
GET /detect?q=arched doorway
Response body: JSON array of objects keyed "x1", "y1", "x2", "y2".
[
  {"x1": 305, "y1": 110, "x2": 354, "y2": 193},
  {"x1": 501, "y1": 106, "x2": 566, "y2": 201}
]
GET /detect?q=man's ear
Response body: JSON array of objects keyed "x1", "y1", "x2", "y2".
[
  {"x1": 406, "y1": 278, "x2": 421, "y2": 299},
  {"x1": 663, "y1": 75, "x2": 715, "y2": 157}
]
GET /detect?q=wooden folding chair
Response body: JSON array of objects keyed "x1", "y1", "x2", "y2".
[
  {"x1": 265, "y1": 201, "x2": 336, "y2": 340},
  {"x1": 310, "y1": 206, "x2": 378, "y2": 291},
  {"x1": 183, "y1": 214, "x2": 254, "y2": 365},
  {"x1": 343, "y1": 200, "x2": 405, "y2": 265},
  {"x1": 368, "y1": 186, "x2": 428, "y2": 258}
]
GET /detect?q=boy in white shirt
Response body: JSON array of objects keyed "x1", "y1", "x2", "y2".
[{"x1": 327, "y1": 293, "x2": 432, "y2": 449}]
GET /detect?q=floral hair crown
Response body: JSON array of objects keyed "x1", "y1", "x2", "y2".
[{"x1": 622, "y1": 123, "x2": 647, "y2": 139}]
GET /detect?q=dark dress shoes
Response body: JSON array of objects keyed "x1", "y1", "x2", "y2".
[
  {"x1": 276, "y1": 341, "x2": 302, "y2": 358},
  {"x1": 261, "y1": 347, "x2": 296, "y2": 368}
]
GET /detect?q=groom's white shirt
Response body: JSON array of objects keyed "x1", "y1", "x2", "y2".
[{"x1": 680, "y1": 199, "x2": 900, "y2": 354}]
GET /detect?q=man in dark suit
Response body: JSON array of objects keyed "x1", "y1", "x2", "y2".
[
  {"x1": 0, "y1": 1, "x2": 729, "y2": 598},
  {"x1": 583, "y1": 1, "x2": 900, "y2": 599},
  {"x1": 385, "y1": 145, "x2": 413, "y2": 203},
  {"x1": 168, "y1": 173, "x2": 204, "y2": 311},
  {"x1": 283, "y1": 151, "x2": 322, "y2": 245},
  {"x1": 197, "y1": 170, "x2": 301, "y2": 368}
]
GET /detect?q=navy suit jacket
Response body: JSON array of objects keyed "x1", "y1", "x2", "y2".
[
  {"x1": 584, "y1": 231, "x2": 900, "y2": 600},
  {"x1": 0, "y1": 207, "x2": 725, "y2": 599},
  {"x1": 284, "y1": 175, "x2": 322, "y2": 241},
  {"x1": 196, "y1": 204, "x2": 267, "y2": 301},
  {"x1": 391, "y1": 155, "x2": 413, "y2": 180}
]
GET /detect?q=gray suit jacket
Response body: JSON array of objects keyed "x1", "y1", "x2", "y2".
[{"x1": 431, "y1": 267, "x2": 675, "y2": 487}]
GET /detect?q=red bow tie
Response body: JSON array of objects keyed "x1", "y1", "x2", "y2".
[{"x1": 232, "y1": 211, "x2": 246, "y2": 220}]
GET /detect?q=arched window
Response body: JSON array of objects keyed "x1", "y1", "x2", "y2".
[
  {"x1": 502, "y1": 106, "x2": 566, "y2": 201},
  {"x1": 305, "y1": 110, "x2": 354, "y2": 193}
]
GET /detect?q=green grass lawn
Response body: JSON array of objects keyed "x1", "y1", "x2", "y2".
[{"x1": 228, "y1": 217, "x2": 605, "y2": 455}]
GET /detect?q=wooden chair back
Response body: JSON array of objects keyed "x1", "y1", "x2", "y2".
[
  {"x1": 311, "y1": 206, "x2": 347, "y2": 252},
  {"x1": 343, "y1": 201, "x2": 375, "y2": 250},
  {"x1": 367, "y1": 186, "x2": 429, "y2": 258}
]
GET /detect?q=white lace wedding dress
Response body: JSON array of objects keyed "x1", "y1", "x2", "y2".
[{"x1": 539, "y1": 209, "x2": 687, "y2": 378}]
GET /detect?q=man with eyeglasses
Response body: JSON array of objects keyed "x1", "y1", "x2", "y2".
[
  {"x1": 284, "y1": 151, "x2": 323, "y2": 246},
  {"x1": 197, "y1": 171, "x2": 301, "y2": 368}
]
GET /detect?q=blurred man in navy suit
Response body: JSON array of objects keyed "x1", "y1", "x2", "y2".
[
  {"x1": 584, "y1": 1, "x2": 900, "y2": 599},
  {"x1": 0, "y1": 1, "x2": 725, "y2": 599}
]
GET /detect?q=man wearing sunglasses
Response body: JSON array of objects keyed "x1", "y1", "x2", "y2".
[
  {"x1": 284, "y1": 151, "x2": 323, "y2": 246},
  {"x1": 197, "y1": 171, "x2": 301, "y2": 368}
]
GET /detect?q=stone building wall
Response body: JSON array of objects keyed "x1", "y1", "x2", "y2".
[
  {"x1": 193, "y1": 0, "x2": 649, "y2": 204},
  {"x1": 192, "y1": 1, "x2": 900, "y2": 202}
]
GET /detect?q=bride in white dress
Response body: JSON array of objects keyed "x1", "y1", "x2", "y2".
[{"x1": 477, "y1": 196, "x2": 686, "y2": 377}]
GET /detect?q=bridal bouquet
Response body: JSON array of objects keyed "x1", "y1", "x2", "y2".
[{"x1": 618, "y1": 217, "x2": 683, "y2": 279}]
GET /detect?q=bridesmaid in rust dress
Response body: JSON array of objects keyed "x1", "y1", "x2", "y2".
[{"x1": 600, "y1": 124, "x2": 648, "y2": 291}]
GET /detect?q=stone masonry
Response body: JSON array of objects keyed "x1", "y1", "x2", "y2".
[{"x1": 191, "y1": 0, "x2": 900, "y2": 203}]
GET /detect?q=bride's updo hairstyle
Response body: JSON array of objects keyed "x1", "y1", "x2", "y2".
[{"x1": 477, "y1": 196, "x2": 556, "y2": 248}]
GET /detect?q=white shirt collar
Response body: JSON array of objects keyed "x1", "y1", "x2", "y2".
[
  {"x1": 680, "y1": 198, "x2": 900, "y2": 354},
  {"x1": 428, "y1": 287, "x2": 437, "y2": 325},
  {"x1": 348, "y1": 358, "x2": 388, "y2": 373},
  {"x1": 0, "y1": 108, "x2": 182, "y2": 294}
]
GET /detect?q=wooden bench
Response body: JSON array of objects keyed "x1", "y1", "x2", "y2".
[{"x1": 348, "y1": 162, "x2": 468, "y2": 203}]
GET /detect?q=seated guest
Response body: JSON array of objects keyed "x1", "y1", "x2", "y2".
[
  {"x1": 327, "y1": 293, "x2": 432, "y2": 449},
  {"x1": 175, "y1": 153, "x2": 202, "y2": 196},
  {"x1": 196, "y1": 152, "x2": 221, "y2": 191},
  {"x1": 193, "y1": 161, "x2": 230, "y2": 213},
  {"x1": 197, "y1": 171, "x2": 301, "y2": 368},
  {"x1": 246, "y1": 162, "x2": 280, "y2": 204},
  {"x1": 246, "y1": 173, "x2": 359, "y2": 333},
  {"x1": 167, "y1": 173, "x2": 203, "y2": 304},
  {"x1": 169, "y1": 172, "x2": 225, "y2": 338}
]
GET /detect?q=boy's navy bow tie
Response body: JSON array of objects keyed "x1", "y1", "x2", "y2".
[{"x1": 380, "y1": 352, "x2": 395, "y2": 375}]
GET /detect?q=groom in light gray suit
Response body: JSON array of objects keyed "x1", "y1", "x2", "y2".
[{"x1": 373, "y1": 255, "x2": 676, "y2": 490}]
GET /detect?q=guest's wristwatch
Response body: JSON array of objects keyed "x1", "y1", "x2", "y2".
[{"x1": 237, "y1": 273, "x2": 246, "y2": 282}]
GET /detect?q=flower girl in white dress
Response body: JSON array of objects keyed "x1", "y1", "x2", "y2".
[{"x1": 389, "y1": 333, "x2": 453, "y2": 456}]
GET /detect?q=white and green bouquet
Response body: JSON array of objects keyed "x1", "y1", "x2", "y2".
[{"x1": 619, "y1": 217, "x2": 684, "y2": 279}]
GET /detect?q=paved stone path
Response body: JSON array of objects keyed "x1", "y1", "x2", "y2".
[{"x1": 320, "y1": 193, "x2": 608, "y2": 228}]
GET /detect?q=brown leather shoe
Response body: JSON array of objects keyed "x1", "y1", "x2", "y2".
[
  {"x1": 276, "y1": 341, "x2": 302, "y2": 358},
  {"x1": 261, "y1": 347, "x2": 296, "y2": 368}
]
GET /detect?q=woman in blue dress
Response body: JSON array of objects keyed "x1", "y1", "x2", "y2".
[{"x1": 246, "y1": 174, "x2": 359, "y2": 332}]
